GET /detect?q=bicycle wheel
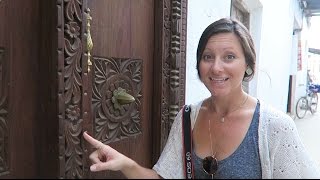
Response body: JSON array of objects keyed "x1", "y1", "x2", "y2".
[
  {"x1": 296, "y1": 97, "x2": 308, "y2": 119},
  {"x1": 310, "y1": 93, "x2": 318, "y2": 114}
]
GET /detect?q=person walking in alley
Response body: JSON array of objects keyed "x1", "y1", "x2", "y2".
[
  {"x1": 307, "y1": 70, "x2": 313, "y2": 85},
  {"x1": 83, "y1": 18, "x2": 320, "y2": 179}
]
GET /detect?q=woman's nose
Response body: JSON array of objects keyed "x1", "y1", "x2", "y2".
[{"x1": 210, "y1": 59, "x2": 223, "y2": 72}]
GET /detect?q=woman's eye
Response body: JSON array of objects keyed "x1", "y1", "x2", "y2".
[
  {"x1": 202, "y1": 54, "x2": 212, "y2": 60},
  {"x1": 226, "y1": 54, "x2": 235, "y2": 60}
]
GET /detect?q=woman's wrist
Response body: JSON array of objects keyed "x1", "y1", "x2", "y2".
[
  {"x1": 121, "y1": 158, "x2": 139, "y2": 177},
  {"x1": 121, "y1": 158, "x2": 160, "y2": 179}
]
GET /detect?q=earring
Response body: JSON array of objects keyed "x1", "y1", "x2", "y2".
[{"x1": 246, "y1": 67, "x2": 253, "y2": 75}]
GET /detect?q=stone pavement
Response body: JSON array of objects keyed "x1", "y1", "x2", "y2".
[{"x1": 293, "y1": 105, "x2": 320, "y2": 168}]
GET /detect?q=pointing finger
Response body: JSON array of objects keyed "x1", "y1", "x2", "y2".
[{"x1": 83, "y1": 131, "x2": 104, "y2": 150}]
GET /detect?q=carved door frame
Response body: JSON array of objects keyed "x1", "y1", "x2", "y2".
[{"x1": 54, "y1": 0, "x2": 188, "y2": 178}]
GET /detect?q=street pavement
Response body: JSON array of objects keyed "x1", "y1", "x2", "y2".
[{"x1": 293, "y1": 105, "x2": 320, "y2": 168}]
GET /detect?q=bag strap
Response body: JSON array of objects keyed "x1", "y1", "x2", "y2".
[{"x1": 182, "y1": 105, "x2": 194, "y2": 179}]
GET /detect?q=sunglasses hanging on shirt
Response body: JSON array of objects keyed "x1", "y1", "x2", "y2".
[{"x1": 202, "y1": 155, "x2": 218, "y2": 178}]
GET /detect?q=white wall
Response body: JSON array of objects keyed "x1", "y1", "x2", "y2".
[{"x1": 255, "y1": 0, "x2": 293, "y2": 111}]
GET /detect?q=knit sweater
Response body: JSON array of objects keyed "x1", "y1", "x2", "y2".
[{"x1": 152, "y1": 100, "x2": 320, "y2": 179}]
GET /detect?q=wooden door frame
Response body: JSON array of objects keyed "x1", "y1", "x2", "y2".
[
  {"x1": 39, "y1": 0, "x2": 188, "y2": 178},
  {"x1": 152, "y1": 0, "x2": 188, "y2": 164}
]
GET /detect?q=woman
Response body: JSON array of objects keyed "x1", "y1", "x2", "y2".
[{"x1": 83, "y1": 18, "x2": 320, "y2": 179}]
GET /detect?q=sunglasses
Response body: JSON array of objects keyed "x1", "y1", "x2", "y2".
[{"x1": 202, "y1": 155, "x2": 218, "y2": 177}]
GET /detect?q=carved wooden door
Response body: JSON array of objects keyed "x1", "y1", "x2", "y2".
[
  {"x1": 43, "y1": 0, "x2": 186, "y2": 178},
  {"x1": 0, "y1": 0, "x2": 187, "y2": 178},
  {"x1": 84, "y1": 1, "x2": 155, "y2": 178}
]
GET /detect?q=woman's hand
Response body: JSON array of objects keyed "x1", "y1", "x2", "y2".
[
  {"x1": 83, "y1": 131, "x2": 160, "y2": 178},
  {"x1": 83, "y1": 131, "x2": 135, "y2": 172}
]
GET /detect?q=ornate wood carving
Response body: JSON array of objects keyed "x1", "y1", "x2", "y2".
[
  {"x1": 57, "y1": 0, "x2": 188, "y2": 177},
  {"x1": 57, "y1": 0, "x2": 87, "y2": 178},
  {"x1": 169, "y1": 0, "x2": 182, "y2": 126},
  {"x1": 0, "y1": 48, "x2": 9, "y2": 174},
  {"x1": 92, "y1": 57, "x2": 143, "y2": 144},
  {"x1": 158, "y1": 0, "x2": 187, "y2": 151}
]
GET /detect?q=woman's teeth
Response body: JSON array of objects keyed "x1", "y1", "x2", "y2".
[{"x1": 209, "y1": 77, "x2": 228, "y2": 82}]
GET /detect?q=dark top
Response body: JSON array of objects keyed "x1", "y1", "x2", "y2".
[{"x1": 193, "y1": 101, "x2": 262, "y2": 179}]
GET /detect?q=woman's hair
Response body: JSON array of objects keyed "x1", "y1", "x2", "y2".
[{"x1": 196, "y1": 18, "x2": 256, "y2": 81}]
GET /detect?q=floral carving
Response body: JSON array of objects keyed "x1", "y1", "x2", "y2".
[
  {"x1": 64, "y1": 121, "x2": 83, "y2": 178},
  {"x1": 92, "y1": 57, "x2": 142, "y2": 144},
  {"x1": 61, "y1": 0, "x2": 83, "y2": 178},
  {"x1": 66, "y1": 104, "x2": 81, "y2": 124},
  {"x1": 65, "y1": 22, "x2": 80, "y2": 39}
]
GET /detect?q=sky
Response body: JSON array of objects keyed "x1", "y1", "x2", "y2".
[{"x1": 308, "y1": 16, "x2": 320, "y2": 49}]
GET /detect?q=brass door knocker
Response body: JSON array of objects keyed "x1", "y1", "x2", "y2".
[{"x1": 86, "y1": 8, "x2": 93, "y2": 72}]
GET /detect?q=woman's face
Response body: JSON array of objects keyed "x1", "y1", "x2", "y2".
[{"x1": 199, "y1": 32, "x2": 246, "y2": 97}]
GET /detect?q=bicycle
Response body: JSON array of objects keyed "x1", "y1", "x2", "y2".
[{"x1": 295, "y1": 84, "x2": 319, "y2": 119}]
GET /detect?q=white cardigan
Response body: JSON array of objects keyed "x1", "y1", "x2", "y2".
[{"x1": 153, "y1": 100, "x2": 320, "y2": 179}]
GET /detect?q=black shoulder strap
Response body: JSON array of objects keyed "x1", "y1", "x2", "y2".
[{"x1": 182, "y1": 105, "x2": 194, "y2": 179}]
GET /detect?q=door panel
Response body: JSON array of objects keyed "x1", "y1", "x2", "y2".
[
  {"x1": 87, "y1": 1, "x2": 154, "y2": 178},
  {"x1": 0, "y1": 0, "x2": 40, "y2": 178},
  {"x1": 0, "y1": 0, "x2": 9, "y2": 177}
]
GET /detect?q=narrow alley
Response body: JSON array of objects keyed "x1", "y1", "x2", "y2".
[{"x1": 294, "y1": 104, "x2": 320, "y2": 168}]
